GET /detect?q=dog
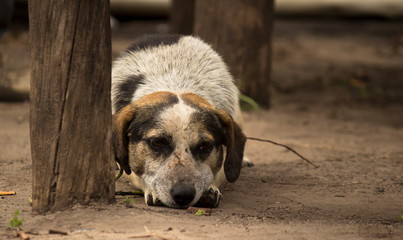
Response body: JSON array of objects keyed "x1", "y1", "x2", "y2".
[{"x1": 111, "y1": 35, "x2": 246, "y2": 208}]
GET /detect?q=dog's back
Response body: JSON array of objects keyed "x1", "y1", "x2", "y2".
[{"x1": 111, "y1": 35, "x2": 239, "y2": 118}]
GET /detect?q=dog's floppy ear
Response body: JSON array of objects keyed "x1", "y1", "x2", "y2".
[
  {"x1": 112, "y1": 104, "x2": 136, "y2": 175},
  {"x1": 215, "y1": 110, "x2": 246, "y2": 183}
]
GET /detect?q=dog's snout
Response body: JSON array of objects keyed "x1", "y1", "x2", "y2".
[{"x1": 170, "y1": 184, "x2": 196, "y2": 207}]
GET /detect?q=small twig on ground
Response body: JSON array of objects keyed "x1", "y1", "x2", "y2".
[
  {"x1": 0, "y1": 191, "x2": 16, "y2": 196},
  {"x1": 49, "y1": 229, "x2": 68, "y2": 235},
  {"x1": 18, "y1": 231, "x2": 29, "y2": 240},
  {"x1": 247, "y1": 137, "x2": 319, "y2": 168},
  {"x1": 115, "y1": 191, "x2": 144, "y2": 196},
  {"x1": 128, "y1": 226, "x2": 175, "y2": 240}
]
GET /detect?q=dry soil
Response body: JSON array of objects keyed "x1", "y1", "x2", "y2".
[{"x1": 1, "y1": 19, "x2": 403, "y2": 239}]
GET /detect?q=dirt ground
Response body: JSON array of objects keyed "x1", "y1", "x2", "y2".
[{"x1": 1, "y1": 18, "x2": 403, "y2": 239}]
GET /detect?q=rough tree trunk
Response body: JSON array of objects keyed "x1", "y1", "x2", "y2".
[
  {"x1": 29, "y1": 0, "x2": 115, "y2": 214},
  {"x1": 194, "y1": 0, "x2": 274, "y2": 108}
]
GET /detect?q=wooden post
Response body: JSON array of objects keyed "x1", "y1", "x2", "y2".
[
  {"x1": 29, "y1": 0, "x2": 115, "y2": 214},
  {"x1": 194, "y1": 0, "x2": 274, "y2": 108},
  {"x1": 170, "y1": 0, "x2": 195, "y2": 34}
]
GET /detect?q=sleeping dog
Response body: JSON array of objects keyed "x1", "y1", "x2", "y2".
[{"x1": 111, "y1": 35, "x2": 246, "y2": 208}]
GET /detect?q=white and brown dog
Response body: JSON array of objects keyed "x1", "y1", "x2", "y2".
[{"x1": 111, "y1": 35, "x2": 246, "y2": 208}]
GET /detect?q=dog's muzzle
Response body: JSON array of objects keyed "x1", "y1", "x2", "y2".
[{"x1": 170, "y1": 183, "x2": 196, "y2": 207}]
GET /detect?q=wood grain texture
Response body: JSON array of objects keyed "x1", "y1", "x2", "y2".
[
  {"x1": 194, "y1": 0, "x2": 274, "y2": 108},
  {"x1": 170, "y1": 0, "x2": 196, "y2": 34},
  {"x1": 29, "y1": 0, "x2": 115, "y2": 214}
]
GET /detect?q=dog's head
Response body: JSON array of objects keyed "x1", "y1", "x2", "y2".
[{"x1": 112, "y1": 91, "x2": 246, "y2": 208}]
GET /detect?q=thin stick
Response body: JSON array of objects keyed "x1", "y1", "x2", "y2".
[
  {"x1": 18, "y1": 232, "x2": 30, "y2": 240},
  {"x1": 49, "y1": 229, "x2": 68, "y2": 235},
  {"x1": 247, "y1": 137, "x2": 319, "y2": 168},
  {"x1": 115, "y1": 191, "x2": 144, "y2": 196},
  {"x1": 0, "y1": 191, "x2": 16, "y2": 196},
  {"x1": 128, "y1": 226, "x2": 175, "y2": 240}
]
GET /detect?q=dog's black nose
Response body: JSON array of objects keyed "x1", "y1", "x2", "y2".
[{"x1": 170, "y1": 184, "x2": 196, "y2": 207}]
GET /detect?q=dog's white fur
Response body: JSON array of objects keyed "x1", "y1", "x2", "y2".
[
  {"x1": 112, "y1": 35, "x2": 241, "y2": 119},
  {"x1": 111, "y1": 35, "x2": 245, "y2": 208}
]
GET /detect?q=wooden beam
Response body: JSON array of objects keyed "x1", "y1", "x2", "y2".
[
  {"x1": 194, "y1": 0, "x2": 274, "y2": 108},
  {"x1": 29, "y1": 0, "x2": 115, "y2": 214},
  {"x1": 170, "y1": 0, "x2": 195, "y2": 35}
]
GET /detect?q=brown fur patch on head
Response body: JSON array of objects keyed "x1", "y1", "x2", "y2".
[
  {"x1": 180, "y1": 92, "x2": 216, "y2": 111},
  {"x1": 180, "y1": 92, "x2": 246, "y2": 183},
  {"x1": 112, "y1": 91, "x2": 179, "y2": 175}
]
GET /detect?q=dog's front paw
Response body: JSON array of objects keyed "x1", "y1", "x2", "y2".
[
  {"x1": 145, "y1": 191, "x2": 164, "y2": 207},
  {"x1": 195, "y1": 185, "x2": 222, "y2": 208},
  {"x1": 242, "y1": 156, "x2": 254, "y2": 167}
]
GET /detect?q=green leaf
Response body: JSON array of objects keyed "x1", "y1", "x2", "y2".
[
  {"x1": 9, "y1": 210, "x2": 24, "y2": 230},
  {"x1": 195, "y1": 210, "x2": 206, "y2": 216},
  {"x1": 239, "y1": 94, "x2": 260, "y2": 111}
]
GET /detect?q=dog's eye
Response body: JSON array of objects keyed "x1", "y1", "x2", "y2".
[
  {"x1": 196, "y1": 142, "x2": 213, "y2": 154},
  {"x1": 148, "y1": 138, "x2": 168, "y2": 149},
  {"x1": 191, "y1": 141, "x2": 215, "y2": 160}
]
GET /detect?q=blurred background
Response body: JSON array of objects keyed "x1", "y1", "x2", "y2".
[{"x1": 0, "y1": 0, "x2": 402, "y2": 108}]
